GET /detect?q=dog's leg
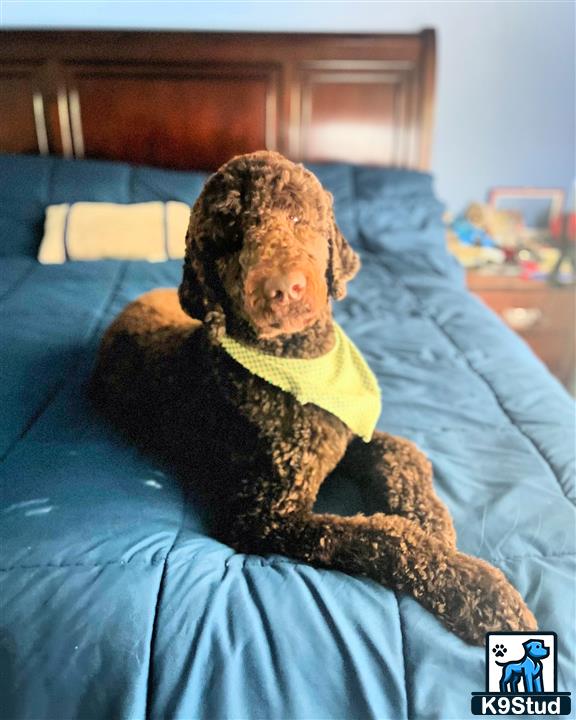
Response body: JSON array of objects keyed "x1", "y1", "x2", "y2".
[
  {"x1": 338, "y1": 432, "x2": 456, "y2": 547},
  {"x1": 226, "y1": 483, "x2": 536, "y2": 645},
  {"x1": 231, "y1": 509, "x2": 536, "y2": 645}
]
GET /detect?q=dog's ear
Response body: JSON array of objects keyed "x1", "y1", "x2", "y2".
[
  {"x1": 179, "y1": 229, "x2": 204, "y2": 320},
  {"x1": 325, "y1": 194, "x2": 360, "y2": 300},
  {"x1": 178, "y1": 207, "x2": 226, "y2": 344}
]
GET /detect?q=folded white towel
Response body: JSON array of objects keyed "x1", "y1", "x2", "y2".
[{"x1": 38, "y1": 201, "x2": 190, "y2": 264}]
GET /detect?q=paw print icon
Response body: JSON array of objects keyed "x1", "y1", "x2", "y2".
[{"x1": 492, "y1": 644, "x2": 507, "y2": 658}]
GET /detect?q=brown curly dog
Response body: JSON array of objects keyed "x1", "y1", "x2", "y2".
[{"x1": 91, "y1": 150, "x2": 536, "y2": 645}]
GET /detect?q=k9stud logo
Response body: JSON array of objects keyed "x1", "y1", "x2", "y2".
[{"x1": 471, "y1": 632, "x2": 572, "y2": 715}]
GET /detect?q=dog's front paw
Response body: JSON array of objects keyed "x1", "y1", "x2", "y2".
[{"x1": 435, "y1": 552, "x2": 537, "y2": 646}]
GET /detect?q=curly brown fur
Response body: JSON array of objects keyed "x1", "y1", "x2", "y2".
[{"x1": 91, "y1": 150, "x2": 536, "y2": 645}]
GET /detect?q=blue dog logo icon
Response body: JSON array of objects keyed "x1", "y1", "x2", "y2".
[
  {"x1": 497, "y1": 639, "x2": 549, "y2": 693},
  {"x1": 471, "y1": 632, "x2": 572, "y2": 715}
]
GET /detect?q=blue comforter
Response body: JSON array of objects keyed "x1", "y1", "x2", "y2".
[{"x1": 1, "y1": 155, "x2": 574, "y2": 719}]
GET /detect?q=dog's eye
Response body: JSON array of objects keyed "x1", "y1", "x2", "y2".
[
  {"x1": 213, "y1": 227, "x2": 242, "y2": 259},
  {"x1": 290, "y1": 215, "x2": 301, "y2": 225},
  {"x1": 229, "y1": 229, "x2": 243, "y2": 252}
]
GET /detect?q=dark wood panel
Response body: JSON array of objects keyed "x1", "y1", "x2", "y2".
[
  {"x1": 0, "y1": 68, "x2": 45, "y2": 155},
  {"x1": 528, "y1": 334, "x2": 575, "y2": 387},
  {"x1": 70, "y1": 71, "x2": 277, "y2": 170},
  {"x1": 0, "y1": 30, "x2": 436, "y2": 171}
]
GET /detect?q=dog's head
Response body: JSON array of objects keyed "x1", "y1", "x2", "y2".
[
  {"x1": 179, "y1": 151, "x2": 360, "y2": 343},
  {"x1": 523, "y1": 640, "x2": 549, "y2": 660}
]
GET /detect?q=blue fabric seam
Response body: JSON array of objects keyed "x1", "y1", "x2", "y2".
[
  {"x1": 0, "y1": 260, "x2": 37, "y2": 304},
  {"x1": 129, "y1": 165, "x2": 136, "y2": 202},
  {"x1": 0, "y1": 558, "x2": 167, "y2": 572},
  {"x1": 396, "y1": 595, "x2": 412, "y2": 720},
  {"x1": 144, "y1": 511, "x2": 186, "y2": 720},
  {"x1": 0, "y1": 261, "x2": 129, "y2": 465},
  {"x1": 492, "y1": 551, "x2": 576, "y2": 561},
  {"x1": 46, "y1": 156, "x2": 55, "y2": 208}
]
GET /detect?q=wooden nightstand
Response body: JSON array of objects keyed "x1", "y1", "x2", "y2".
[{"x1": 467, "y1": 273, "x2": 575, "y2": 389}]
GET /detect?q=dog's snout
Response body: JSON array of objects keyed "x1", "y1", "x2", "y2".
[{"x1": 263, "y1": 270, "x2": 307, "y2": 305}]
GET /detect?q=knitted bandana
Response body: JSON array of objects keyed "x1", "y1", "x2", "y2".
[{"x1": 220, "y1": 322, "x2": 381, "y2": 442}]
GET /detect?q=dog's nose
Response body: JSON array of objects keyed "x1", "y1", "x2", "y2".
[{"x1": 264, "y1": 271, "x2": 306, "y2": 304}]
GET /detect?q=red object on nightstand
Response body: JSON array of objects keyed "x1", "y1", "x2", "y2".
[
  {"x1": 548, "y1": 213, "x2": 576, "y2": 286},
  {"x1": 549, "y1": 213, "x2": 576, "y2": 242}
]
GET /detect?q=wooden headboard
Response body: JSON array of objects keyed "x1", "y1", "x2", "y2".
[{"x1": 0, "y1": 29, "x2": 436, "y2": 172}]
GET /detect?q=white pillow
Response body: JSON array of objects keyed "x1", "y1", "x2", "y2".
[{"x1": 38, "y1": 201, "x2": 190, "y2": 264}]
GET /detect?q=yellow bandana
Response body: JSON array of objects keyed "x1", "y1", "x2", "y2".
[{"x1": 220, "y1": 322, "x2": 381, "y2": 442}]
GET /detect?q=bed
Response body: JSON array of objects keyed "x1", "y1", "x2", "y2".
[{"x1": 1, "y1": 30, "x2": 574, "y2": 720}]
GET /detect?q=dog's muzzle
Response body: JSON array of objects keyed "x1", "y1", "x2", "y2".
[{"x1": 243, "y1": 262, "x2": 324, "y2": 336}]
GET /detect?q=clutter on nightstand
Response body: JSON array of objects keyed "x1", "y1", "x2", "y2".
[
  {"x1": 447, "y1": 187, "x2": 575, "y2": 389},
  {"x1": 446, "y1": 187, "x2": 575, "y2": 285}
]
